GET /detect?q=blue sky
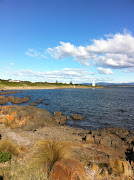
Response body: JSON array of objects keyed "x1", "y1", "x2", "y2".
[{"x1": 0, "y1": 0, "x2": 134, "y2": 83}]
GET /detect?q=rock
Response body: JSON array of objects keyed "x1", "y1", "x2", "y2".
[
  {"x1": 49, "y1": 158, "x2": 86, "y2": 180},
  {"x1": 70, "y1": 114, "x2": 84, "y2": 120},
  {"x1": 44, "y1": 103, "x2": 49, "y2": 105},
  {"x1": 0, "y1": 96, "x2": 8, "y2": 105},
  {"x1": 7, "y1": 96, "x2": 29, "y2": 104},
  {"x1": 0, "y1": 105, "x2": 55, "y2": 130},
  {"x1": 54, "y1": 114, "x2": 67, "y2": 125},
  {"x1": 0, "y1": 90, "x2": 18, "y2": 95},
  {"x1": 54, "y1": 112, "x2": 62, "y2": 116},
  {"x1": 86, "y1": 134, "x2": 94, "y2": 144},
  {"x1": 121, "y1": 109, "x2": 125, "y2": 113},
  {"x1": 29, "y1": 101, "x2": 38, "y2": 106}
]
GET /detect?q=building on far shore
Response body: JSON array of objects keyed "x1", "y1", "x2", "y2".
[{"x1": 8, "y1": 79, "x2": 20, "y2": 82}]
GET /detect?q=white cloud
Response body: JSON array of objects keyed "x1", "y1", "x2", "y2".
[
  {"x1": 25, "y1": 49, "x2": 47, "y2": 59},
  {"x1": 10, "y1": 62, "x2": 14, "y2": 66},
  {"x1": 98, "y1": 67, "x2": 113, "y2": 74},
  {"x1": 46, "y1": 32, "x2": 134, "y2": 69},
  {"x1": 6, "y1": 68, "x2": 95, "y2": 83},
  {"x1": 123, "y1": 68, "x2": 134, "y2": 73}
]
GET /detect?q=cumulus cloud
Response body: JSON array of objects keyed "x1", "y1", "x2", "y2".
[
  {"x1": 6, "y1": 68, "x2": 95, "y2": 83},
  {"x1": 46, "y1": 32, "x2": 134, "y2": 69},
  {"x1": 98, "y1": 67, "x2": 113, "y2": 74},
  {"x1": 25, "y1": 49, "x2": 47, "y2": 58}
]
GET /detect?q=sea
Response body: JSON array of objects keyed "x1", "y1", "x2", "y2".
[{"x1": 4, "y1": 87, "x2": 134, "y2": 131}]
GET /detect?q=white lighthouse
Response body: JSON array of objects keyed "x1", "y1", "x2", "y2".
[{"x1": 92, "y1": 80, "x2": 95, "y2": 87}]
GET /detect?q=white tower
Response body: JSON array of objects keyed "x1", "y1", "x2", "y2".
[{"x1": 92, "y1": 80, "x2": 95, "y2": 87}]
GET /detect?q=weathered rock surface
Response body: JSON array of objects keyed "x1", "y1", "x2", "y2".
[
  {"x1": 0, "y1": 90, "x2": 20, "y2": 95},
  {"x1": 0, "y1": 105, "x2": 56, "y2": 130},
  {"x1": 0, "y1": 96, "x2": 29, "y2": 105},
  {"x1": 49, "y1": 158, "x2": 86, "y2": 180},
  {"x1": 85, "y1": 127, "x2": 134, "y2": 149},
  {"x1": 54, "y1": 112, "x2": 68, "y2": 125},
  {"x1": 71, "y1": 114, "x2": 84, "y2": 120}
]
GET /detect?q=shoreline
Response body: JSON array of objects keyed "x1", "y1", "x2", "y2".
[{"x1": 0, "y1": 85, "x2": 103, "y2": 90}]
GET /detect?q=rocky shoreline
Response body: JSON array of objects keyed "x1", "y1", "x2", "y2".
[{"x1": 0, "y1": 90, "x2": 134, "y2": 179}]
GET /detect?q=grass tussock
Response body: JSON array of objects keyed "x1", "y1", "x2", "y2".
[
  {"x1": 0, "y1": 157, "x2": 48, "y2": 180},
  {"x1": 32, "y1": 140, "x2": 73, "y2": 173},
  {"x1": 0, "y1": 138, "x2": 19, "y2": 157}
]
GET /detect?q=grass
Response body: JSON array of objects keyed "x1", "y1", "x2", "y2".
[
  {"x1": 0, "y1": 157, "x2": 48, "y2": 180},
  {"x1": 0, "y1": 138, "x2": 19, "y2": 157},
  {"x1": 32, "y1": 140, "x2": 73, "y2": 174},
  {"x1": 0, "y1": 79, "x2": 103, "y2": 89}
]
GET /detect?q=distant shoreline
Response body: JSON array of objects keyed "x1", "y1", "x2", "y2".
[{"x1": 0, "y1": 85, "x2": 103, "y2": 90}]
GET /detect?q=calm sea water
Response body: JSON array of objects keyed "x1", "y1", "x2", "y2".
[{"x1": 5, "y1": 87, "x2": 134, "y2": 131}]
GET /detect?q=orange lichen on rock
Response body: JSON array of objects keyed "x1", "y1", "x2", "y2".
[
  {"x1": 19, "y1": 116, "x2": 30, "y2": 127},
  {"x1": 0, "y1": 107, "x2": 30, "y2": 128}
]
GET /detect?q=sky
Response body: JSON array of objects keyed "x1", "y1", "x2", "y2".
[{"x1": 0, "y1": 0, "x2": 134, "y2": 83}]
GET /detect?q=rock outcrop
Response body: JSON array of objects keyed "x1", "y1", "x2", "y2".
[
  {"x1": 0, "y1": 105, "x2": 55, "y2": 130},
  {"x1": 54, "y1": 112, "x2": 68, "y2": 125},
  {"x1": 0, "y1": 96, "x2": 29, "y2": 105},
  {"x1": 0, "y1": 90, "x2": 20, "y2": 95},
  {"x1": 49, "y1": 158, "x2": 86, "y2": 180}
]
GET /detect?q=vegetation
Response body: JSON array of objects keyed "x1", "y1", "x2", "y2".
[
  {"x1": 0, "y1": 138, "x2": 19, "y2": 157},
  {"x1": 0, "y1": 151, "x2": 12, "y2": 163},
  {"x1": 32, "y1": 140, "x2": 73, "y2": 174},
  {"x1": 0, "y1": 79, "x2": 100, "y2": 88}
]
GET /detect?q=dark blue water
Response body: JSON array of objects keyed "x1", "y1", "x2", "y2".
[{"x1": 4, "y1": 87, "x2": 134, "y2": 131}]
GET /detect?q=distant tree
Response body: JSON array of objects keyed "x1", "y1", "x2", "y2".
[
  {"x1": 70, "y1": 81, "x2": 73, "y2": 85},
  {"x1": 56, "y1": 80, "x2": 58, "y2": 84}
]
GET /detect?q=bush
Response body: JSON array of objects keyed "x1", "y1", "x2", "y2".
[
  {"x1": 32, "y1": 140, "x2": 72, "y2": 173},
  {"x1": 0, "y1": 151, "x2": 12, "y2": 163}
]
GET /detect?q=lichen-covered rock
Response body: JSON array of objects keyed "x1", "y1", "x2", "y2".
[
  {"x1": 49, "y1": 158, "x2": 86, "y2": 180},
  {"x1": 0, "y1": 105, "x2": 55, "y2": 130}
]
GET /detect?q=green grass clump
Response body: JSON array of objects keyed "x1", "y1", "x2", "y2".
[
  {"x1": 32, "y1": 140, "x2": 72, "y2": 174},
  {"x1": 0, "y1": 151, "x2": 12, "y2": 163}
]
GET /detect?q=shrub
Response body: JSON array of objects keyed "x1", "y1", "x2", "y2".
[
  {"x1": 32, "y1": 140, "x2": 72, "y2": 173},
  {"x1": 0, "y1": 151, "x2": 12, "y2": 163},
  {"x1": 0, "y1": 138, "x2": 19, "y2": 156}
]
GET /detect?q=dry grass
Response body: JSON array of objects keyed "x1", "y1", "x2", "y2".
[
  {"x1": 32, "y1": 140, "x2": 73, "y2": 174},
  {"x1": 1, "y1": 157, "x2": 48, "y2": 180},
  {"x1": 0, "y1": 138, "x2": 19, "y2": 157}
]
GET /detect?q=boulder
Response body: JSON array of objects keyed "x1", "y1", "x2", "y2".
[
  {"x1": 71, "y1": 114, "x2": 84, "y2": 120},
  {"x1": 54, "y1": 113, "x2": 68, "y2": 125},
  {"x1": 49, "y1": 158, "x2": 86, "y2": 180}
]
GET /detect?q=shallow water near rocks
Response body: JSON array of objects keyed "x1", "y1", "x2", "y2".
[{"x1": 5, "y1": 87, "x2": 134, "y2": 131}]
